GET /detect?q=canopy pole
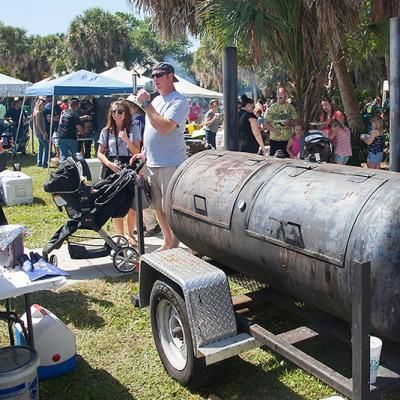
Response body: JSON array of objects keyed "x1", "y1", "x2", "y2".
[
  {"x1": 12, "y1": 95, "x2": 26, "y2": 157},
  {"x1": 31, "y1": 98, "x2": 35, "y2": 154},
  {"x1": 47, "y1": 96, "x2": 56, "y2": 173}
]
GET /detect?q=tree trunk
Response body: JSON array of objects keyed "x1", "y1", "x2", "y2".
[{"x1": 329, "y1": 43, "x2": 364, "y2": 131}]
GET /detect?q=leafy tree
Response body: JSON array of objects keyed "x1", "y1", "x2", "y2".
[
  {"x1": 192, "y1": 33, "x2": 223, "y2": 91},
  {"x1": 0, "y1": 22, "x2": 30, "y2": 79},
  {"x1": 67, "y1": 8, "x2": 134, "y2": 72}
]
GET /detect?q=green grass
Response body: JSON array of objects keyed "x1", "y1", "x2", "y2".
[
  {"x1": 2, "y1": 152, "x2": 113, "y2": 249},
  {"x1": 2, "y1": 277, "x2": 400, "y2": 399},
  {"x1": 2, "y1": 153, "x2": 70, "y2": 249},
  {"x1": 0, "y1": 277, "x2": 342, "y2": 400}
]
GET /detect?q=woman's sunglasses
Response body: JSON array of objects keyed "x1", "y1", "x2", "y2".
[
  {"x1": 112, "y1": 109, "x2": 125, "y2": 115},
  {"x1": 151, "y1": 72, "x2": 167, "y2": 79}
]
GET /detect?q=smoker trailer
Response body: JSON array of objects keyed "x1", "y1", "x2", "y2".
[{"x1": 137, "y1": 150, "x2": 400, "y2": 398}]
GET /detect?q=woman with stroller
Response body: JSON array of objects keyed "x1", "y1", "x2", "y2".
[{"x1": 97, "y1": 100, "x2": 140, "y2": 247}]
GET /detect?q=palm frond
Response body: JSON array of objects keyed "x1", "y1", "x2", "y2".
[{"x1": 126, "y1": 0, "x2": 199, "y2": 38}]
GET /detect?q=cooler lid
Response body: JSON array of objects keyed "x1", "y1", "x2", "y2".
[{"x1": 0, "y1": 346, "x2": 36, "y2": 373}]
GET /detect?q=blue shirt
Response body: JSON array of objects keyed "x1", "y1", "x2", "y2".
[{"x1": 144, "y1": 90, "x2": 189, "y2": 167}]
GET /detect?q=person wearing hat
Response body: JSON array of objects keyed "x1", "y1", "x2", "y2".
[
  {"x1": 132, "y1": 61, "x2": 189, "y2": 251},
  {"x1": 203, "y1": 99, "x2": 220, "y2": 149}
]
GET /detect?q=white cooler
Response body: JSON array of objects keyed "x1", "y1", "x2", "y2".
[
  {"x1": 16, "y1": 304, "x2": 77, "y2": 381},
  {"x1": 84, "y1": 158, "x2": 102, "y2": 184},
  {"x1": 0, "y1": 171, "x2": 33, "y2": 206}
]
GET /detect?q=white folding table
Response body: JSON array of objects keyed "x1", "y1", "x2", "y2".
[{"x1": 0, "y1": 270, "x2": 66, "y2": 348}]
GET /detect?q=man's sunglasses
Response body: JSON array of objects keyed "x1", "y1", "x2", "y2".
[
  {"x1": 151, "y1": 72, "x2": 168, "y2": 79},
  {"x1": 112, "y1": 109, "x2": 125, "y2": 115}
]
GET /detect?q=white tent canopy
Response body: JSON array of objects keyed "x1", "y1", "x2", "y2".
[
  {"x1": 0, "y1": 73, "x2": 31, "y2": 97},
  {"x1": 100, "y1": 65, "x2": 223, "y2": 99},
  {"x1": 99, "y1": 66, "x2": 151, "y2": 90},
  {"x1": 174, "y1": 74, "x2": 223, "y2": 99}
]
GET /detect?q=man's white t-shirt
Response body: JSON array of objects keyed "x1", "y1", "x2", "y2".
[{"x1": 144, "y1": 90, "x2": 189, "y2": 167}]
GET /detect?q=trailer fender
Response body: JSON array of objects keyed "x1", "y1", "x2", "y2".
[{"x1": 138, "y1": 248, "x2": 237, "y2": 353}]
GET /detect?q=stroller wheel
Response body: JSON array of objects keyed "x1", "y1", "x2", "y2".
[
  {"x1": 113, "y1": 246, "x2": 139, "y2": 273},
  {"x1": 111, "y1": 234, "x2": 129, "y2": 248},
  {"x1": 49, "y1": 254, "x2": 58, "y2": 266}
]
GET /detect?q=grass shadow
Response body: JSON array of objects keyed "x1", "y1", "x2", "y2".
[
  {"x1": 40, "y1": 355, "x2": 136, "y2": 400},
  {"x1": 33, "y1": 197, "x2": 46, "y2": 205},
  {"x1": 196, "y1": 354, "x2": 315, "y2": 400},
  {"x1": 9, "y1": 288, "x2": 112, "y2": 329}
]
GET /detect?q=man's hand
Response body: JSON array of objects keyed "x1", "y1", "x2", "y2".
[
  {"x1": 130, "y1": 152, "x2": 146, "y2": 165},
  {"x1": 137, "y1": 89, "x2": 151, "y2": 105}
]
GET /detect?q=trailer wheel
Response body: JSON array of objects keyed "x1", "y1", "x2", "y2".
[{"x1": 150, "y1": 280, "x2": 206, "y2": 387}]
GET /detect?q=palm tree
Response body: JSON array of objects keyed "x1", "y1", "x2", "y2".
[
  {"x1": 67, "y1": 8, "x2": 133, "y2": 72},
  {"x1": 192, "y1": 33, "x2": 223, "y2": 91},
  {"x1": 312, "y1": 0, "x2": 365, "y2": 131}
]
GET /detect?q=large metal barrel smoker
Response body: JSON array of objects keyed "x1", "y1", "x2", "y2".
[{"x1": 165, "y1": 150, "x2": 400, "y2": 342}]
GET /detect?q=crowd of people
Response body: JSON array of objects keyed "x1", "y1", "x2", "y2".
[
  {"x1": 0, "y1": 63, "x2": 390, "y2": 252},
  {"x1": 236, "y1": 88, "x2": 385, "y2": 169}
]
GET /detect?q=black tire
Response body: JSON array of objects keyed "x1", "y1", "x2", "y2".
[
  {"x1": 112, "y1": 246, "x2": 138, "y2": 273},
  {"x1": 150, "y1": 280, "x2": 206, "y2": 387},
  {"x1": 111, "y1": 234, "x2": 129, "y2": 248},
  {"x1": 49, "y1": 254, "x2": 58, "y2": 266}
]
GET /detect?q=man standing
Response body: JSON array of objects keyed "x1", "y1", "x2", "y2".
[
  {"x1": 56, "y1": 98, "x2": 83, "y2": 162},
  {"x1": 134, "y1": 62, "x2": 189, "y2": 251},
  {"x1": 203, "y1": 99, "x2": 220, "y2": 149},
  {"x1": 264, "y1": 87, "x2": 298, "y2": 157}
]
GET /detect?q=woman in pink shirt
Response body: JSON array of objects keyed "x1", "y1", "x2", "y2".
[{"x1": 328, "y1": 118, "x2": 352, "y2": 164}]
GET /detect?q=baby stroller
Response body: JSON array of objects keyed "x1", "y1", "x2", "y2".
[
  {"x1": 42, "y1": 154, "x2": 140, "y2": 273},
  {"x1": 303, "y1": 130, "x2": 334, "y2": 163}
]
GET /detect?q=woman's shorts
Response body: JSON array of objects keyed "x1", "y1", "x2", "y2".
[{"x1": 367, "y1": 151, "x2": 383, "y2": 164}]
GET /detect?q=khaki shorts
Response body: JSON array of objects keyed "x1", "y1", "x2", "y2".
[{"x1": 146, "y1": 166, "x2": 178, "y2": 211}]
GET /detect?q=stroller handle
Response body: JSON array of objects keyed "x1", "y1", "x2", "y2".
[{"x1": 131, "y1": 159, "x2": 146, "y2": 174}]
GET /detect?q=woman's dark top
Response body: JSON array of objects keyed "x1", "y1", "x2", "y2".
[
  {"x1": 238, "y1": 109, "x2": 258, "y2": 153},
  {"x1": 368, "y1": 134, "x2": 384, "y2": 154}
]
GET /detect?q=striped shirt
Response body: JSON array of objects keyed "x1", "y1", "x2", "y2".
[
  {"x1": 333, "y1": 127, "x2": 352, "y2": 157},
  {"x1": 368, "y1": 133, "x2": 384, "y2": 154}
]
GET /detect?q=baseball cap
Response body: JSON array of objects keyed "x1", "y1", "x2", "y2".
[
  {"x1": 152, "y1": 62, "x2": 179, "y2": 82},
  {"x1": 126, "y1": 94, "x2": 145, "y2": 112}
]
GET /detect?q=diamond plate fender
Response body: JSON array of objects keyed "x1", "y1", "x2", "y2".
[{"x1": 139, "y1": 248, "x2": 237, "y2": 352}]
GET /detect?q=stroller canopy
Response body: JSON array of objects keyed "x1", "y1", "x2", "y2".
[{"x1": 44, "y1": 158, "x2": 81, "y2": 194}]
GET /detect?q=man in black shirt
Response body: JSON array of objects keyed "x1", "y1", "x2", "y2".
[{"x1": 56, "y1": 98, "x2": 83, "y2": 162}]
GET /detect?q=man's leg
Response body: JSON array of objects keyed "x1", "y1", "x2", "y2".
[
  {"x1": 155, "y1": 209, "x2": 179, "y2": 251},
  {"x1": 58, "y1": 139, "x2": 68, "y2": 162},
  {"x1": 148, "y1": 166, "x2": 179, "y2": 251}
]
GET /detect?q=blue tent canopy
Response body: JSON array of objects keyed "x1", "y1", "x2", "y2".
[{"x1": 25, "y1": 69, "x2": 133, "y2": 96}]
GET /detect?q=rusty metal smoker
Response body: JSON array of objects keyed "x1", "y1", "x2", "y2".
[{"x1": 165, "y1": 150, "x2": 400, "y2": 342}]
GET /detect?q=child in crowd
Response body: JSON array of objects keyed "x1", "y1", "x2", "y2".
[
  {"x1": 287, "y1": 124, "x2": 304, "y2": 159},
  {"x1": 361, "y1": 116, "x2": 384, "y2": 169},
  {"x1": 328, "y1": 118, "x2": 352, "y2": 164}
]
